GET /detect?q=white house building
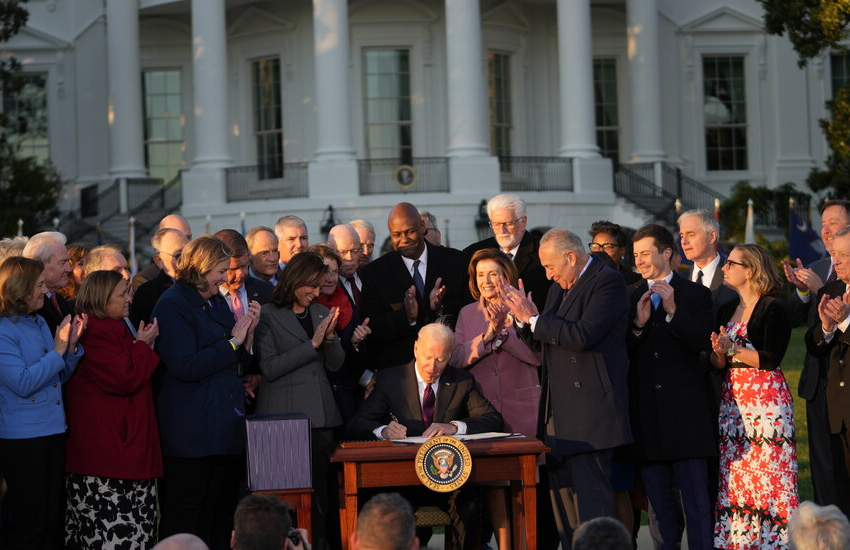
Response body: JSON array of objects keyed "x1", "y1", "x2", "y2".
[{"x1": 1, "y1": 0, "x2": 836, "y2": 248}]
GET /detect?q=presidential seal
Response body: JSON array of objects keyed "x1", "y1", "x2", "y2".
[{"x1": 414, "y1": 436, "x2": 472, "y2": 493}]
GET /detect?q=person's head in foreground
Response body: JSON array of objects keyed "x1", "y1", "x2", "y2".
[
  {"x1": 350, "y1": 492, "x2": 418, "y2": 550},
  {"x1": 231, "y1": 494, "x2": 309, "y2": 550},
  {"x1": 572, "y1": 517, "x2": 631, "y2": 550},
  {"x1": 153, "y1": 533, "x2": 209, "y2": 550},
  {"x1": 788, "y1": 501, "x2": 850, "y2": 550}
]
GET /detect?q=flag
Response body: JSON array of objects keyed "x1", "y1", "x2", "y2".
[
  {"x1": 744, "y1": 199, "x2": 755, "y2": 244},
  {"x1": 789, "y1": 207, "x2": 825, "y2": 266}
]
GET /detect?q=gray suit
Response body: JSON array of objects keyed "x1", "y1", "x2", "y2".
[{"x1": 254, "y1": 302, "x2": 345, "y2": 428}]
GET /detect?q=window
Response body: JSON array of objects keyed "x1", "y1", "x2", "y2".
[
  {"x1": 363, "y1": 49, "x2": 412, "y2": 164},
  {"x1": 488, "y1": 52, "x2": 512, "y2": 158},
  {"x1": 831, "y1": 54, "x2": 850, "y2": 96},
  {"x1": 252, "y1": 58, "x2": 283, "y2": 180},
  {"x1": 593, "y1": 59, "x2": 619, "y2": 162},
  {"x1": 703, "y1": 56, "x2": 747, "y2": 171},
  {"x1": 142, "y1": 70, "x2": 184, "y2": 182},
  {"x1": 2, "y1": 74, "x2": 49, "y2": 162}
]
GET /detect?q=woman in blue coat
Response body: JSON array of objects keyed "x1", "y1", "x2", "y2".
[
  {"x1": 0, "y1": 256, "x2": 85, "y2": 550},
  {"x1": 152, "y1": 236, "x2": 260, "y2": 550}
]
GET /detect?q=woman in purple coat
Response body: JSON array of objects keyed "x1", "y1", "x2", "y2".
[{"x1": 451, "y1": 248, "x2": 541, "y2": 550}]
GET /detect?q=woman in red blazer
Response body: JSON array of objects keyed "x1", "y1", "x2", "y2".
[
  {"x1": 64, "y1": 270, "x2": 161, "y2": 549},
  {"x1": 451, "y1": 248, "x2": 541, "y2": 550}
]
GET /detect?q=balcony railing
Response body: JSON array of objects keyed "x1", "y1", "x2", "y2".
[
  {"x1": 498, "y1": 156, "x2": 573, "y2": 192},
  {"x1": 358, "y1": 157, "x2": 449, "y2": 195},
  {"x1": 225, "y1": 163, "x2": 309, "y2": 202}
]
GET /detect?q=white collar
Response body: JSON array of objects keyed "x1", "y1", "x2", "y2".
[
  {"x1": 401, "y1": 245, "x2": 428, "y2": 274},
  {"x1": 648, "y1": 271, "x2": 674, "y2": 288},
  {"x1": 693, "y1": 253, "x2": 721, "y2": 286}
]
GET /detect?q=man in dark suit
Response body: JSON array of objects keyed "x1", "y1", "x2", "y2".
[
  {"x1": 214, "y1": 229, "x2": 273, "y2": 412},
  {"x1": 131, "y1": 214, "x2": 193, "y2": 292},
  {"x1": 627, "y1": 224, "x2": 715, "y2": 550},
  {"x1": 22, "y1": 231, "x2": 73, "y2": 334},
  {"x1": 130, "y1": 228, "x2": 189, "y2": 326},
  {"x1": 805, "y1": 224, "x2": 850, "y2": 518},
  {"x1": 786, "y1": 199, "x2": 850, "y2": 512},
  {"x1": 463, "y1": 193, "x2": 549, "y2": 311},
  {"x1": 502, "y1": 228, "x2": 631, "y2": 550},
  {"x1": 360, "y1": 203, "x2": 469, "y2": 373},
  {"x1": 678, "y1": 210, "x2": 737, "y2": 318},
  {"x1": 348, "y1": 323, "x2": 503, "y2": 550}
]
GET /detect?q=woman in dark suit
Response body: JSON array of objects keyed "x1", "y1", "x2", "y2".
[
  {"x1": 0, "y1": 256, "x2": 85, "y2": 550},
  {"x1": 451, "y1": 248, "x2": 541, "y2": 550},
  {"x1": 152, "y1": 236, "x2": 260, "y2": 550},
  {"x1": 708, "y1": 244, "x2": 796, "y2": 549},
  {"x1": 254, "y1": 251, "x2": 343, "y2": 550},
  {"x1": 64, "y1": 270, "x2": 160, "y2": 549}
]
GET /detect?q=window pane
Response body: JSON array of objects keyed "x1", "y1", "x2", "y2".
[
  {"x1": 593, "y1": 58, "x2": 619, "y2": 162},
  {"x1": 703, "y1": 56, "x2": 747, "y2": 171},
  {"x1": 143, "y1": 69, "x2": 184, "y2": 181},
  {"x1": 363, "y1": 49, "x2": 413, "y2": 160},
  {"x1": 251, "y1": 58, "x2": 283, "y2": 178},
  {"x1": 3, "y1": 73, "x2": 50, "y2": 162},
  {"x1": 487, "y1": 52, "x2": 512, "y2": 157}
]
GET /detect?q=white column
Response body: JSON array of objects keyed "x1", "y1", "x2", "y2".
[
  {"x1": 191, "y1": 0, "x2": 231, "y2": 168},
  {"x1": 445, "y1": 0, "x2": 489, "y2": 157},
  {"x1": 313, "y1": 0, "x2": 355, "y2": 161},
  {"x1": 627, "y1": 0, "x2": 665, "y2": 162},
  {"x1": 557, "y1": 0, "x2": 599, "y2": 158},
  {"x1": 106, "y1": 0, "x2": 146, "y2": 177}
]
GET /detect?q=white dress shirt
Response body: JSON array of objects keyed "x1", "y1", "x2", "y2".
[{"x1": 692, "y1": 253, "x2": 721, "y2": 288}]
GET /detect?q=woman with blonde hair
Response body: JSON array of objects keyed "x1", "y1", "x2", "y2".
[
  {"x1": 709, "y1": 244, "x2": 797, "y2": 549},
  {"x1": 64, "y1": 270, "x2": 160, "y2": 549},
  {"x1": 152, "y1": 236, "x2": 260, "y2": 549},
  {"x1": 0, "y1": 256, "x2": 85, "y2": 549}
]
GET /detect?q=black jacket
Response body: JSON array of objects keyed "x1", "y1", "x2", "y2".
[
  {"x1": 347, "y1": 362, "x2": 503, "y2": 439},
  {"x1": 624, "y1": 273, "x2": 716, "y2": 461},
  {"x1": 360, "y1": 242, "x2": 470, "y2": 371}
]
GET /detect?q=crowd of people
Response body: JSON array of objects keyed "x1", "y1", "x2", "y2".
[{"x1": 1, "y1": 193, "x2": 850, "y2": 550}]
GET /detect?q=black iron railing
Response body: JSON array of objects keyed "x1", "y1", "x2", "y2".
[
  {"x1": 358, "y1": 157, "x2": 449, "y2": 194},
  {"x1": 498, "y1": 156, "x2": 573, "y2": 192},
  {"x1": 660, "y1": 163, "x2": 724, "y2": 212},
  {"x1": 225, "y1": 163, "x2": 309, "y2": 202},
  {"x1": 613, "y1": 164, "x2": 678, "y2": 225},
  {"x1": 127, "y1": 177, "x2": 165, "y2": 210}
]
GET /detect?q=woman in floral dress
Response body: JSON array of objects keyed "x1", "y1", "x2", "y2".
[{"x1": 709, "y1": 244, "x2": 797, "y2": 549}]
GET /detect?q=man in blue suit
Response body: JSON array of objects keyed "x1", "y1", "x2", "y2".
[{"x1": 502, "y1": 228, "x2": 631, "y2": 549}]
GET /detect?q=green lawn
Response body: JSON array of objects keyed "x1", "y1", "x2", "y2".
[{"x1": 784, "y1": 326, "x2": 813, "y2": 502}]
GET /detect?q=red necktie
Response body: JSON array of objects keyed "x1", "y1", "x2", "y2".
[
  {"x1": 50, "y1": 294, "x2": 61, "y2": 314},
  {"x1": 422, "y1": 384, "x2": 435, "y2": 428}
]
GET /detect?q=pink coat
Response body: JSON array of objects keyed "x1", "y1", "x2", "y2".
[{"x1": 451, "y1": 301, "x2": 541, "y2": 438}]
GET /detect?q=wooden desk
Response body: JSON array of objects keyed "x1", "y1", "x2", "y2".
[
  {"x1": 253, "y1": 488, "x2": 312, "y2": 531},
  {"x1": 331, "y1": 437, "x2": 548, "y2": 550}
]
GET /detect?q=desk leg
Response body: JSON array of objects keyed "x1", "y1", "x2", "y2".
[
  {"x1": 510, "y1": 480, "x2": 525, "y2": 550},
  {"x1": 339, "y1": 462, "x2": 359, "y2": 550},
  {"x1": 520, "y1": 455, "x2": 537, "y2": 550}
]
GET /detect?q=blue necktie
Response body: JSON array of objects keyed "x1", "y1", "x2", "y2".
[
  {"x1": 651, "y1": 292, "x2": 661, "y2": 310},
  {"x1": 412, "y1": 259, "x2": 425, "y2": 297}
]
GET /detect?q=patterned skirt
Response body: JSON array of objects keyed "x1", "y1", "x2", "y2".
[
  {"x1": 65, "y1": 473, "x2": 157, "y2": 550},
  {"x1": 713, "y1": 365, "x2": 798, "y2": 549}
]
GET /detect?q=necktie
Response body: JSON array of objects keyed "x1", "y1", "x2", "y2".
[
  {"x1": 230, "y1": 289, "x2": 245, "y2": 321},
  {"x1": 50, "y1": 293, "x2": 61, "y2": 314},
  {"x1": 827, "y1": 268, "x2": 838, "y2": 285},
  {"x1": 695, "y1": 270, "x2": 704, "y2": 286},
  {"x1": 412, "y1": 260, "x2": 425, "y2": 297},
  {"x1": 346, "y1": 276, "x2": 361, "y2": 308},
  {"x1": 422, "y1": 384, "x2": 435, "y2": 428},
  {"x1": 651, "y1": 292, "x2": 662, "y2": 310},
  {"x1": 505, "y1": 251, "x2": 514, "y2": 261}
]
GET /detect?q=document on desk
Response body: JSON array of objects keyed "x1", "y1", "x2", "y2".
[{"x1": 392, "y1": 432, "x2": 519, "y2": 444}]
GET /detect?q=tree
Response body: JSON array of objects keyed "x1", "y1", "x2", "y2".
[
  {"x1": 758, "y1": 0, "x2": 850, "y2": 200},
  {"x1": 0, "y1": 0, "x2": 62, "y2": 237}
]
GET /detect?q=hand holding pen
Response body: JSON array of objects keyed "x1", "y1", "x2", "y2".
[{"x1": 381, "y1": 412, "x2": 408, "y2": 440}]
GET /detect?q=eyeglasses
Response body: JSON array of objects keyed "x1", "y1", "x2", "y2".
[
  {"x1": 489, "y1": 217, "x2": 525, "y2": 231},
  {"x1": 159, "y1": 250, "x2": 182, "y2": 261},
  {"x1": 589, "y1": 242, "x2": 618, "y2": 252},
  {"x1": 424, "y1": 227, "x2": 439, "y2": 234},
  {"x1": 337, "y1": 248, "x2": 362, "y2": 258},
  {"x1": 724, "y1": 259, "x2": 747, "y2": 268}
]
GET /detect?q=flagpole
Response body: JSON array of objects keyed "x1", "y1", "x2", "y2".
[
  {"x1": 744, "y1": 199, "x2": 755, "y2": 244},
  {"x1": 129, "y1": 216, "x2": 137, "y2": 277}
]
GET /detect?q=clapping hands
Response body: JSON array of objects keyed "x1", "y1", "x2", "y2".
[{"x1": 498, "y1": 278, "x2": 538, "y2": 324}]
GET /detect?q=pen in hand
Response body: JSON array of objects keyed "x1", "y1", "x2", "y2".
[
  {"x1": 390, "y1": 412, "x2": 401, "y2": 424},
  {"x1": 384, "y1": 412, "x2": 407, "y2": 440}
]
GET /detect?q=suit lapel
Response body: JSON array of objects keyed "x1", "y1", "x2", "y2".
[
  {"x1": 401, "y1": 362, "x2": 423, "y2": 421},
  {"x1": 270, "y1": 306, "x2": 309, "y2": 341},
  {"x1": 709, "y1": 254, "x2": 725, "y2": 291},
  {"x1": 513, "y1": 233, "x2": 536, "y2": 274},
  {"x1": 434, "y1": 368, "x2": 458, "y2": 423},
  {"x1": 558, "y1": 258, "x2": 601, "y2": 316}
]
